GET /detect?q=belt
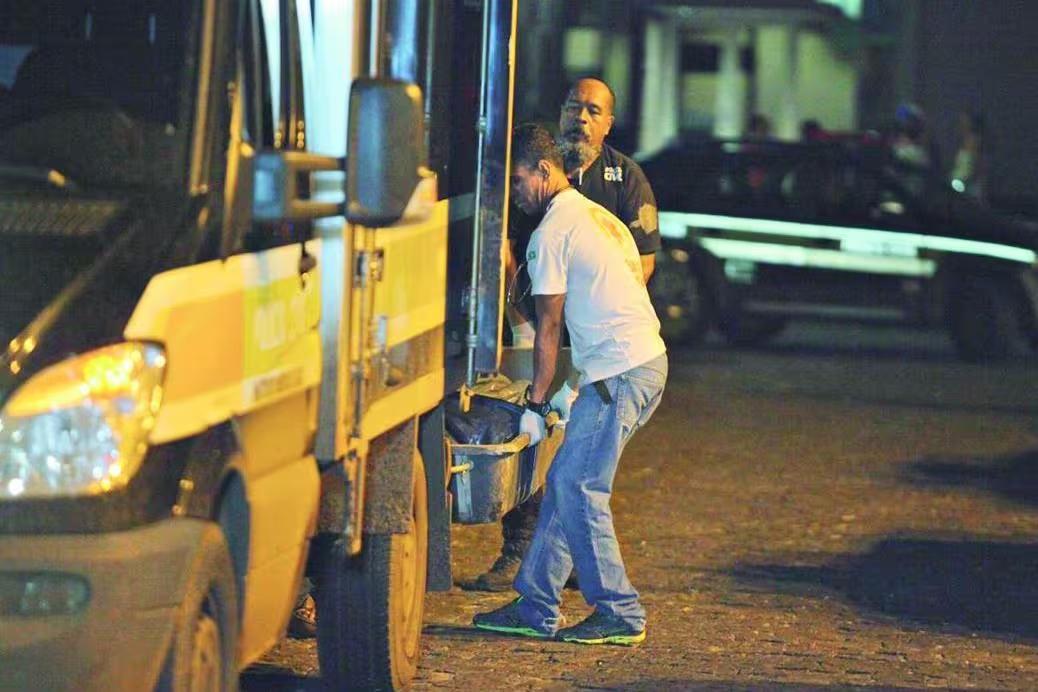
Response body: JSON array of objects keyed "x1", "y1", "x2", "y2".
[{"x1": 592, "y1": 379, "x2": 613, "y2": 404}]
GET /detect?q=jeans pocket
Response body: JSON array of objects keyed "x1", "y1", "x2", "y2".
[
  {"x1": 625, "y1": 372, "x2": 663, "y2": 390},
  {"x1": 624, "y1": 363, "x2": 667, "y2": 390}
]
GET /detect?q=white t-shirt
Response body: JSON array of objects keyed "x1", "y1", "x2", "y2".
[{"x1": 527, "y1": 188, "x2": 666, "y2": 384}]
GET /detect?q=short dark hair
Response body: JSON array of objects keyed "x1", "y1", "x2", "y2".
[{"x1": 512, "y1": 122, "x2": 563, "y2": 170}]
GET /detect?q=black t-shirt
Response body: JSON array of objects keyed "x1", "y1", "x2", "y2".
[
  {"x1": 569, "y1": 143, "x2": 661, "y2": 256},
  {"x1": 509, "y1": 143, "x2": 661, "y2": 258}
]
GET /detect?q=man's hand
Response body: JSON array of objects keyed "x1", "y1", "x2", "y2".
[
  {"x1": 519, "y1": 409, "x2": 546, "y2": 446},
  {"x1": 549, "y1": 382, "x2": 579, "y2": 421}
]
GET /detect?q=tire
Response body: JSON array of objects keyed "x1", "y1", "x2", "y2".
[
  {"x1": 156, "y1": 523, "x2": 239, "y2": 692},
  {"x1": 949, "y1": 276, "x2": 1027, "y2": 361},
  {"x1": 316, "y1": 453, "x2": 429, "y2": 691},
  {"x1": 649, "y1": 254, "x2": 712, "y2": 346},
  {"x1": 718, "y1": 312, "x2": 788, "y2": 347}
]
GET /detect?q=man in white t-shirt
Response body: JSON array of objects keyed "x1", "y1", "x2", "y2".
[{"x1": 473, "y1": 124, "x2": 668, "y2": 645}]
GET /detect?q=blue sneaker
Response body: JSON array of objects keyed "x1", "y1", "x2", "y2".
[
  {"x1": 556, "y1": 610, "x2": 646, "y2": 646},
  {"x1": 472, "y1": 597, "x2": 553, "y2": 639}
]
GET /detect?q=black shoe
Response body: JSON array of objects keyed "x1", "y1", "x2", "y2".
[
  {"x1": 472, "y1": 597, "x2": 551, "y2": 639},
  {"x1": 556, "y1": 610, "x2": 645, "y2": 646},
  {"x1": 461, "y1": 553, "x2": 522, "y2": 592},
  {"x1": 287, "y1": 594, "x2": 317, "y2": 639}
]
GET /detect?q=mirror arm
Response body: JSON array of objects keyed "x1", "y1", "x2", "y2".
[{"x1": 254, "y1": 150, "x2": 346, "y2": 222}]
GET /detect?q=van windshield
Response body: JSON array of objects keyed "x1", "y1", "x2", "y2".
[{"x1": 0, "y1": 1, "x2": 193, "y2": 191}]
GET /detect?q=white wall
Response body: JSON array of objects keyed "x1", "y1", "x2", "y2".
[
  {"x1": 637, "y1": 18, "x2": 680, "y2": 156},
  {"x1": 795, "y1": 30, "x2": 858, "y2": 133},
  {"x1": 682, "y1": 73, "x2": 719, "y2": 132},
  {"x1": 676, "y1": 25, "x2": 858, "y2": 140}
]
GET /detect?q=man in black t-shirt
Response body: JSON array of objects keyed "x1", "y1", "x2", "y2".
[
  {"x1": 558, "y1": 78, "x2": 660, "y2": 280},
  {"x1": 505, "y1": 78, "x2": 660, "y2": 345},
  {"x1": 470, "y1": 78, "x2": 661, "y2": 592}
]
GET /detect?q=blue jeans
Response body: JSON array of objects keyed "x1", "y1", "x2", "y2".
[{"x1": 515, "y1": 353, "x2": 668, "y2": 634}]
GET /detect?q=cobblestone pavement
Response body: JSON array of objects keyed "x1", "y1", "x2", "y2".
[{"x1": 244, "y1": 324, "x2": 1038, "y2": 690}]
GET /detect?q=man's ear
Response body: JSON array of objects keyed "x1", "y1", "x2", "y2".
[
  {"x1": 605, "y1": 114, "x2": 615, "y2": 138},
  {"x1": 537, "y1": 159, "x2": 552, "y2": 179}
]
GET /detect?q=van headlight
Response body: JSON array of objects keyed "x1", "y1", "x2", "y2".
[{"x1": 0, "y1": 343, "x2": 165, "y2": 499}]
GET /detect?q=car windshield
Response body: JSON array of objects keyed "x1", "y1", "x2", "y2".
[{"x1": 0, "y1": 1, "x2": 194, "y2": 191}]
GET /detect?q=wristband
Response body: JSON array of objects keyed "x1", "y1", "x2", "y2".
[{"x1": 525, "y1": 386, "x2": 552, "y2": 417}]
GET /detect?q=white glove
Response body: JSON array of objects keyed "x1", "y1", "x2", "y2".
[
  {"x1": 511, "y1": 321, "x2": 536, "y2": 349},
  {"x1": 518, "y1": 409, "x2": 546, "y2": 446},
  {"x1": 549, "y1": 382, "x2": 579, "y2": 422}
]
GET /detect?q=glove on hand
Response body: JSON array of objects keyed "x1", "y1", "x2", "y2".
[
  {"x1": 511, "y1": 321, "x2": 536, "y2": 349},
  {"x1": 518, "y1": 409, "x2": 546, "y2": 446},
  {"x1": 548, "y1": 382, "x2": 578, "y2": 422}
]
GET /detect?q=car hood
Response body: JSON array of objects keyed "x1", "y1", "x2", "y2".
[{"x1": 0, "y1": 192, "x2": 178, "y2": 405}]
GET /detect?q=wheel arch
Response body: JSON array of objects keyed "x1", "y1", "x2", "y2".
[
  {"x1": 363, "y1": 416, "x2": 420, "y2": 535},
  {"x1": 173, "y1": 422, "x2": 250, "y2": 627},
  {"x1": 214, "y1": 472, "x2": 249, "y2": 629},
  {"x1": 418, "y1": 403, "x2": 452, "y2": 591},
  {"x1": 686, "y1": 241, "x2": 729, "y2": 316},
  {"x1": 941, "y1": 258, "x2": 1037, "y2": 359},
  {"x1": 941, "y1": 259, "x2": 1038, "y2": 337},
  {"x1": 660, "y1": 238, "x2": 728, "y2": 313}
]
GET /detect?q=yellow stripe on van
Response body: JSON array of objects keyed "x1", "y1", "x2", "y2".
[{"x1": 125, "y1": 242, "x2": 323, "y2": 444}]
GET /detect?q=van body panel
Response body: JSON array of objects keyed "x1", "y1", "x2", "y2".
[{"x1": 125, "y1": 241, "x2": 322, "y2": 444}]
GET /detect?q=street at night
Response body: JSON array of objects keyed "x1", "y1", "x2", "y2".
[
  {"x1": 7, "y1": 2, "x2": 1038, "y2": 690},
  {"x1": 245, "y1": 322, "x2": 1038, "y2": 690}
]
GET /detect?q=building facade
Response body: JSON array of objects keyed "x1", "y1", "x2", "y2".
[{"x1": 515, "y1": 0, "x2": 1037, "y2": 209}]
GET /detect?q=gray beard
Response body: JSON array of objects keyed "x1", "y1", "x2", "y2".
[{"x1": 558, "y1": 138, "x2": 601, "y2": 172}]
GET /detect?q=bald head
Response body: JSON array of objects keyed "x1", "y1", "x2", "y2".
[
  {"x1": 568, "y1": 78, "x2": 615, "y2": 114},
  {"x1": 558, "y1": 78, "x2": 616, "y2": 171}
]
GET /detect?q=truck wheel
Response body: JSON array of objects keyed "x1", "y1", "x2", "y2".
[
  {"x1": 650, "y1": 256, "x2": 712, "y2": 346},
  {"x1": 316, "y1": 454, "x2": 428, "y2": 691},
  {"x1": 156, "y1": 523, "x2": 239, "y2": 692},
  {"x1": 949, "y1": 276, "x2": 1027, "y2": 361},
  {"x1": 718, "y1": 312, "x2": 788, "y2": 346}
]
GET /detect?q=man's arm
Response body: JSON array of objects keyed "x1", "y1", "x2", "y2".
[
  {"x1": 529, "y1": 293, "x2": 565, "y2": 403},
  {"x1": 619, "y1": 160, "x2": 660, "y2": 283},
  {"x1": 505, "y1": 238, "x2": 535, "y2": 345}
]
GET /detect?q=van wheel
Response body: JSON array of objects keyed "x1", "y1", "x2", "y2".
[
  {"x1": 156, "y1": 523, "x2": 239, "y2": 692},
  {"x1": 949, "y1": 276, "x2": 1027, "y2": 361},
  {"x1": 650, "y1": 258, "x2": 712, "y2": 346},
  {"x1": 316, "y1": 454, "x2": 428, "y2": 691},
  {"x1": 718, "y1": 312, "x2": 788, "y2": 346}
]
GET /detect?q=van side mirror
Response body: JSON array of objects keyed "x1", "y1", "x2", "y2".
[
  {"x1": 345, "y1": 78, "x2": 429, "y2": 226},
  {"x1": 250, "y1": 79, "x2": 430, "y2": 227}
]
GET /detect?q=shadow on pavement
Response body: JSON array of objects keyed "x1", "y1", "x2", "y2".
[
  {"x1": 597, "y1": 681, "x2": 938, "y2": 691},
  {"x1": 691, "y1": 322, "x2": 961, "y2": 364},
  {"x1": 667, "y1": 340, "x2": 959, "y2": 367},
  {"x1": 240, "y1": 671, "x2": 321, "y2": 691},
  {"x1": 729, "y1": 536, "x2": 1038, "y2": 642},
  {"x1": 726, "y1": 342, "x2": 960, "y2": 365},
  {"x1": 728, "y1": 386, "x2": 1038, "y2": 417},
  {"x1": 904, "y1": 449, "x2": 1038, "y2": 508},
  {"x1": 422, "y1": 622, "x2": 510, "y2": 641}
]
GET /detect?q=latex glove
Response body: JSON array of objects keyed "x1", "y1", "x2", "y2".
[
  {"x1": 518, "y1": 409, "x2": 546, "y2": 446},
  {"x1": 549, "y1": 382, "x2": 579, "y2": 422},
  {"x1": 511, "y1": 321, "x2": 536, "y2": 349}
]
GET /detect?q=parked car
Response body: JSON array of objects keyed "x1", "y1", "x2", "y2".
[{"x1": 641, "y1": 138, "x2": 1038, "y2": 360}]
